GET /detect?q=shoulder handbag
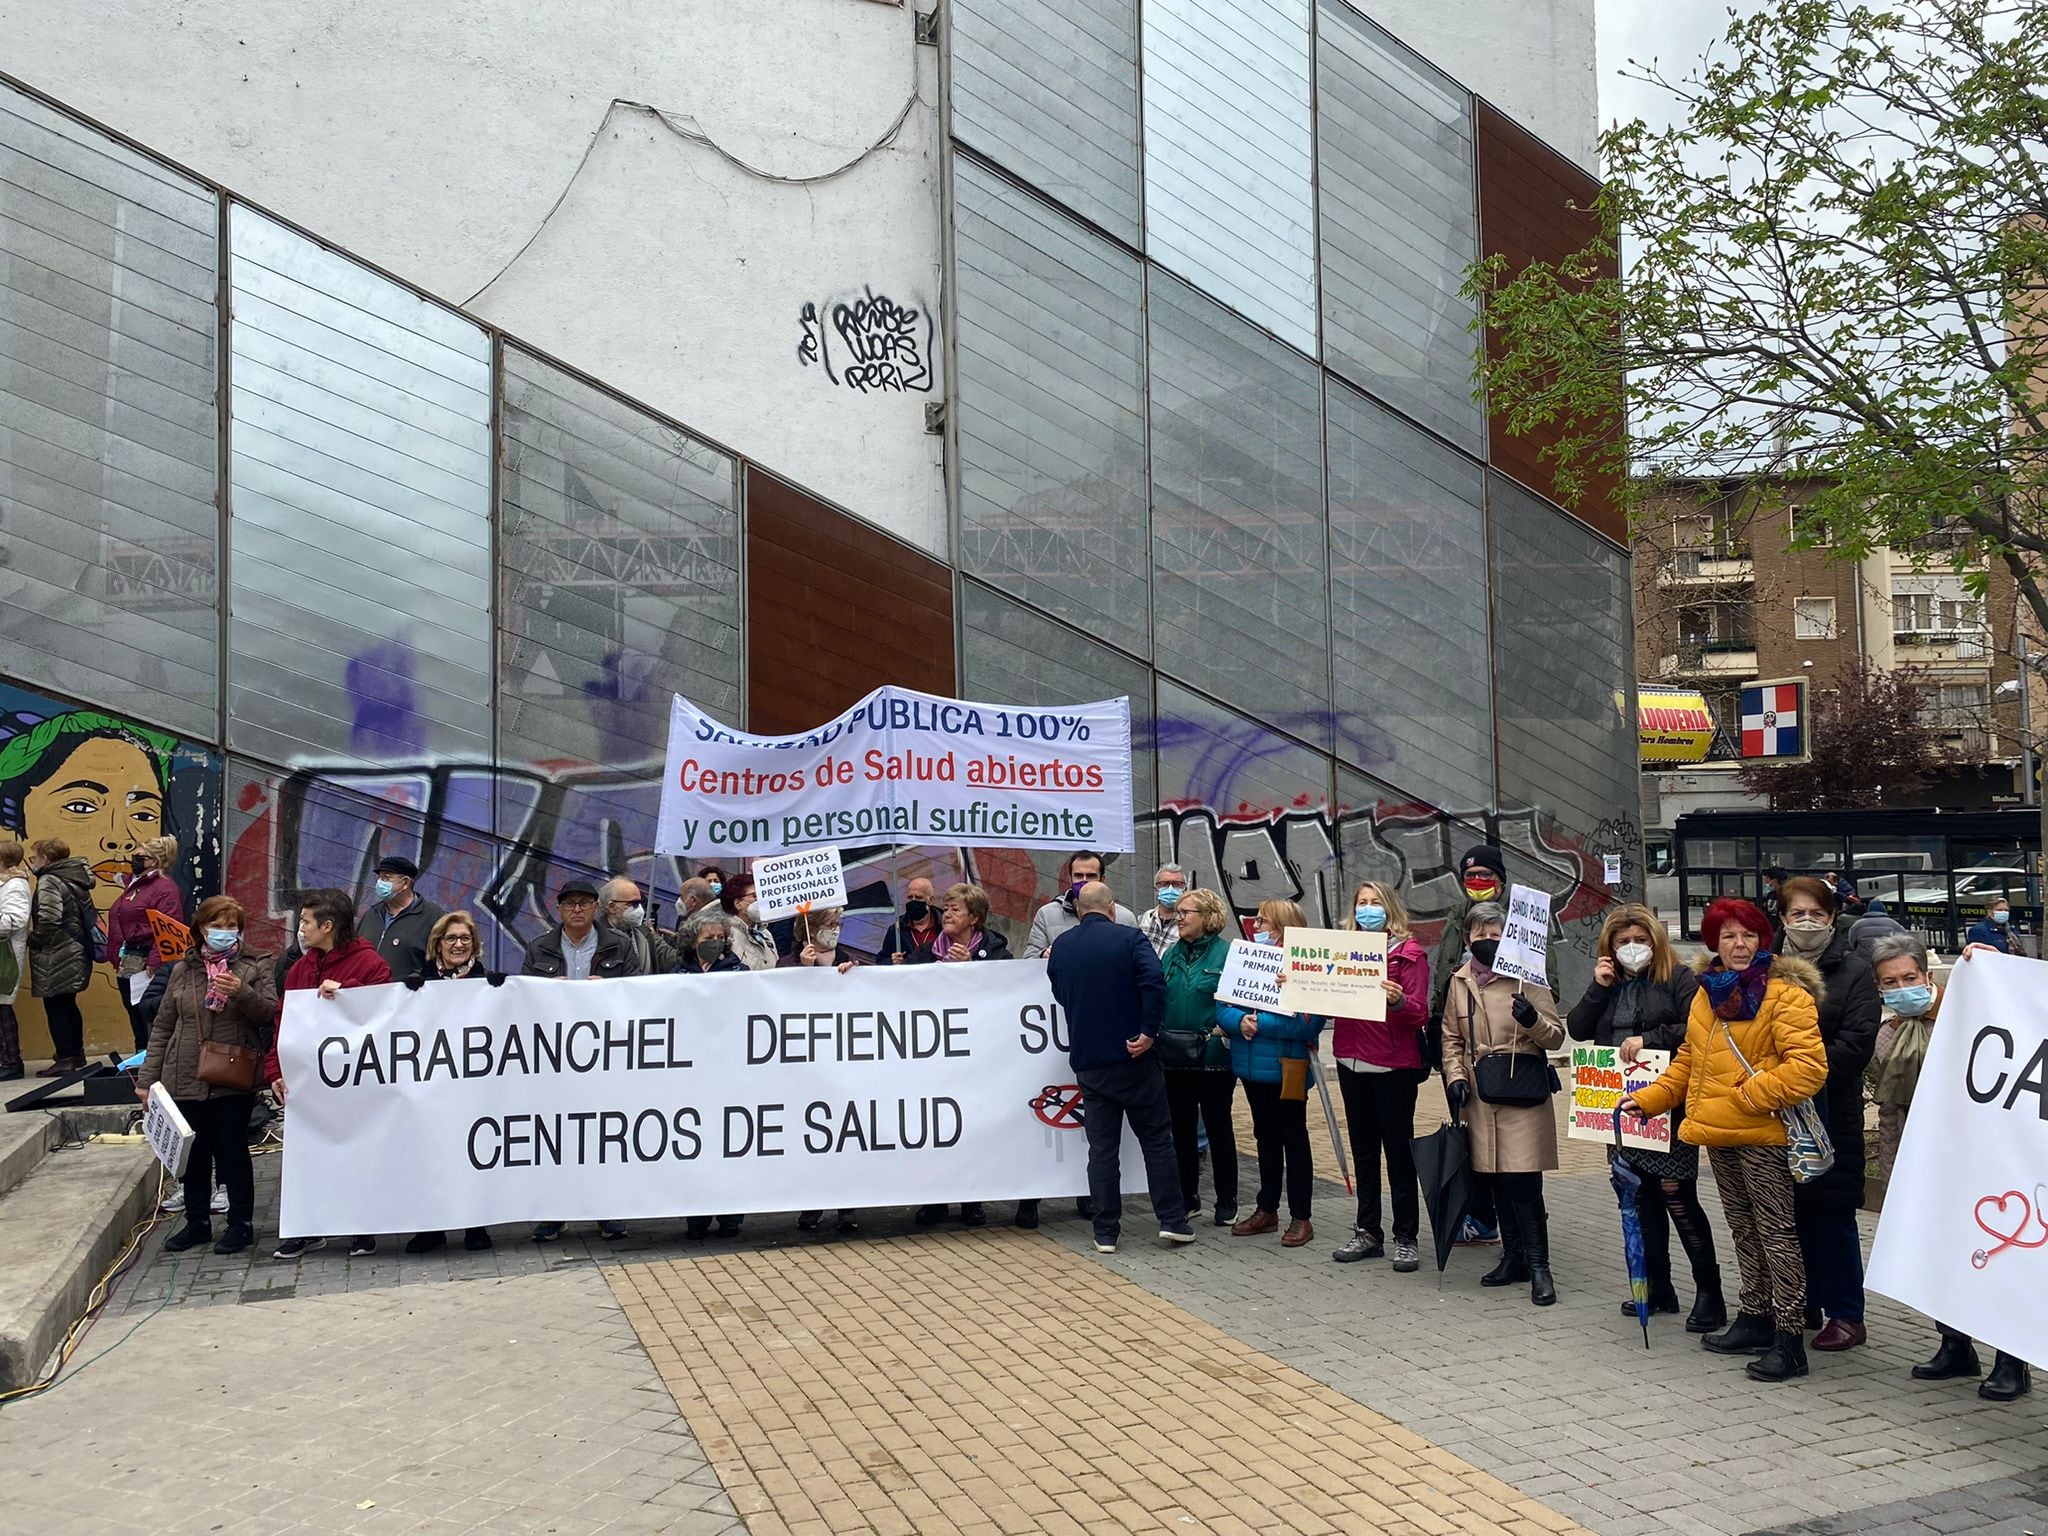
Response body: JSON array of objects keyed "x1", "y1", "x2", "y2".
[
  {"x1": 1718, "y1": 1018, "x2": 1833, "y2": 1182},
  {"x1": 195, "y1": 973, "x2": 262, "y2": 1092},
  {"x1": 1467, "y1": 994, "x2": 1555, "y2": 1108},
  {"x1": 1153, "y1": 1030, "x2": 1207, "y2": 1070}
]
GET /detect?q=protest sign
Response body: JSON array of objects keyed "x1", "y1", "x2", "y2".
[
  {"x1": 1277, "y1": 929, "x2": 1386, "y2": 1020},
  {"x1": 1217, "y1": 942, "x2": 1284, "y2": 1011},
  {"x1": 654, "y1": 685, "x2": 1134, "y2": 857},
  {"x1": 148, "y1": 907, "x2": 191, "y2": 963},
  {"x1": 1493, "y1": 885, "x2": 1552, "y2": 985},
  {"x1": 1869, "y1": 952, "x2": 2048, "y2": 1368},
  {"x1": 1565, "y1": 1045, "x2": 1673, "y2": 1152},
  {"x1": 276, "y1": 962, "x2": 1151, "y2": 1236},
  {"x1": 752, "y1": 845, "x2": 848, "y2": 921},
  {"x1": 144, "y1": 1083, "x2": 193, "y2": 1178},
  {"x1": 1603, "y1": 854, "x2": 1622, "y2": 886}
]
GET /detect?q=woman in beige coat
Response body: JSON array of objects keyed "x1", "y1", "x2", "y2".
[{"x1": 1441, "y1": 900, "x2": 1566, "y2": 1305}]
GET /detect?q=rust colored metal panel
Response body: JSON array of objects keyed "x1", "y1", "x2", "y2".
[
  {"x1": 744, "y1": 468, "x2": 955, "y2": 733},
  {"x1": 1474, "y1": 100, "x2": 1623, "y2": 545}
]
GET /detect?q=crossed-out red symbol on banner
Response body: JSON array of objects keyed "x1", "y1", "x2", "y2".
[{"x1": 1030, "y1": 1084, "x2": 1085, "y2": 1131}]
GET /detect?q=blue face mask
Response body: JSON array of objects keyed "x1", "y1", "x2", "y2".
[
  {"x1": 374, "y1": 878, "x2": 396, "y2": 902},
  {"x1": 1991, "y1": 909, "x2": 2010, "y2": 925},
  {"x1": 1355, "y1": 903, "x2": 1387, "y2": 931},
  {"x1": 1252, "y1": 929, "x2": 1275, "y2": 946},
  {"x1": 707, "y1": 880, "x2": 723, "y2": 897},
  {"x1": 1155, "y1": 886, "x2": 1183, "y2": 908},
  {"x1": 1882, "y1": 984, "x2": 1934, "y2": 1018},
  {"x1": 204, "y1": 927, "x2": 239, "y2": 953}
]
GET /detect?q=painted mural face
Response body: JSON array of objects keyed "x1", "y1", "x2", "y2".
[{"x1": 18, "y1": 735, "x2": 167, "y2": 910}]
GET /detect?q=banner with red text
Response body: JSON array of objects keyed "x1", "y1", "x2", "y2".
[
  {"x1": 1868, "y1": 952, "x2": 2048, "y2": 1367},
  {"x1": 276, "y1": 961, "x2": 1148, "y2": 1236},
  {"x1": 654, "y1": 685, "x2": 1133, "y2": 858}
]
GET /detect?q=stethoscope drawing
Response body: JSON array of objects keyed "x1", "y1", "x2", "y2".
[{"x1": 1970, "y1": 1182, "x2": 2048, "y2": 1269}]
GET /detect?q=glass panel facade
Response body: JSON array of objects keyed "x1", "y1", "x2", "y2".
[
  {"x1": 950, "y1": 0, "x2": 1142, "y2": 244},
  {"x1": 1149, "y1": 273, "x2": 1329, "y2": 746},
  {"x1": 498, "y1": 345, "x2": 741, "y2": 771},
  {"x1": 1315, "y1": 1, "x2": 1484, "y2": 452},
  {"x1": 1141, "y1": 0, "x2": 1318, "y2": 353},
  {"x1": 1326, "y1": 378, "x2": 1491, "y2": 809},
  {"x1": 954, "y1": 159, "x2": 1151, "y2": 657},
  {"x1": 226, "y1": 204, "x2": 493, "y2": 765},
  {"x1": 0, "y1": 86, "x2": 220, "y2": 738}
]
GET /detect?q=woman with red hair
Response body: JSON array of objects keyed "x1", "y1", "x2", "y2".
[{"x1": 1623, "y1": 897, "x2": 1827, "y2": 1382}]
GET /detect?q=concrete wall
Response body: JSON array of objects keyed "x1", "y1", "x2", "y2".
[
  {"x1": 1363, "y1": 0, "x2": 1599, "y2": 170},
  {"x1": 1, "y1": 0, "x2": 947, "y2": 553}
]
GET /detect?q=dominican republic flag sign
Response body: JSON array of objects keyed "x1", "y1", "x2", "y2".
[{"x1": 1740, "y1": 678, "x2": 1807, "y2": 761}]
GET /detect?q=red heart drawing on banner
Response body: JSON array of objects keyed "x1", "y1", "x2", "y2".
[{"x1": 1974, "y1": 1190, "x2": 2034, "y2": 1248}]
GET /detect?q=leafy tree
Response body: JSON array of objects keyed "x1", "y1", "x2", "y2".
[
  {"x1": 1467, "y1": 0, "x2": 2048, "y2": 642},
  {"x1": 1737, "y1": 663, "x2": 1949, "y2": 808}
]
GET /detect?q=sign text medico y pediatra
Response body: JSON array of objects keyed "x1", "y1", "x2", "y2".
[{"x1": 654, "y1": 685, "x2": 1134, "y2": 857}]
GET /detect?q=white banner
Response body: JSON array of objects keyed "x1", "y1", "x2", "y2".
[
  {"x1": 1493, "y1": 885, "x2": 1552, "y2": 986},
  {"x1": 277, "y1": 962, "x2": 1150, "y2": 1236},
  {"x1": 654, "y1": 685, "x2": 1134, "y2": 857},
  {"x1": 1868, "y1": 952, "x2": 2048, "y2": 1365}
]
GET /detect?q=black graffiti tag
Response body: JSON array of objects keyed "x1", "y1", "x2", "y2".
[{"x1": 797, "y1": 288, "x2": 932, "y2": 393}]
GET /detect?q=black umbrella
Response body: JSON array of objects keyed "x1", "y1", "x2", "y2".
[{"x1": 1413, "y1": 1116, "x2": 1473, "y2": 1276}]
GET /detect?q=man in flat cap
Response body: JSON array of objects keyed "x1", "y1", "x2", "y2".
[{"x1": 365, "y1": 852, "x2": 444, "y2": 982}]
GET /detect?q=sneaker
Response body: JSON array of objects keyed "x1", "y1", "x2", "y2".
[
  {"x1": 1094, "y1": 1236, "x2": 1119, "y2": 1254},
  {"x1": 960, "y1": 1203, "x2": 986, "y2": 1228},
  {"x1": 1454, "y1": 1216, "x2": 1499, "y2": 1246},
  {"x1": 1212, "y1": 1203, "x2": 1238, "y2": 1228},
  {"x1": 531, "y1": 1222, "x2": 566, "y2": 1242},
  {"x1": 1159, "y1": 1223, "x2": 1196, "y2": 1245},
  {"x1": 797, "y1": 1210, "x2": 823, "y2": 1232},
  {"x1": 1333, "y1": 1228, "x2": 1383, "y2": 1264},
  {"x1": 1391, "y1": 1240, "x2": 1421, "y2": 1273},
  {"x1": 213, "y1": 1221, "x2": 254, "y2": 1256},
  {"x1": 159, "y1": 1189, "x2": 186, "y2": 1215},
  {"x1": 834, "y1": 1213, "x2": 861, "y2": 1234},
  {"x1": 210, "y1": 1187, "x2": 230, "y2": 1215},
  {"x1": 273, "y1": 1236, "x2": 326, "y2": 1260},
  {"x1": 348, "y1": 1235, "x2": 377, "y2": 1257},
  {"x1": 163, "y1": 1222, "x2": 213, "y2": 1253},
  {"x1": 597, "y1": 1222, "x2": 628, "y2": 1241}
]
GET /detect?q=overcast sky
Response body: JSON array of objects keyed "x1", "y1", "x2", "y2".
[{"x1": 1596, "y1": 0, "x2": 1771, "y2": 137}]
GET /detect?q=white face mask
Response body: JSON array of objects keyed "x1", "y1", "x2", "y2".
[
  {"x1": 811, "y1": 926, "x2": 840, "y2": 950},
  {"x1": 1616, "y1": 942, "x2": 1653, "y2": 974},
  {"x1": 1783, "y1": 915, "x2": 1832, "y2": 954}
]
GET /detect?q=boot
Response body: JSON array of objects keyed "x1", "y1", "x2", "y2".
[
  {"x1": 1980, "y1": 1353, "x2": 2032, "y2": 1402},
  {"x1": 1746, "y1": 1329, "x2": 1809, "y2": 1382},
  {"x1": 1685, "y1": 1273, "x2": 1728, "y2": 1335},
  {"x1": 1520, "y1": 1198, "x2": 1556, "y2": 1307},
  {"x1": 1912, "y1": 1333, "x2": 1982, "y2": 1381},
  {"x1": 1480, "y1": 1202, "x2": 1528, "y2": 1287},
  {"x1": 1703, "y1": 1311, "x2": 1775, "y2": 1355},
  {"x1": 1645, "y1": 1277, "x2": 1681, "y2": 1315}
]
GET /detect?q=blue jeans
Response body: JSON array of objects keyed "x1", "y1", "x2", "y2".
[{"x1": 1076, "y1": 1057, "x2": 1187, "y2": 1241}]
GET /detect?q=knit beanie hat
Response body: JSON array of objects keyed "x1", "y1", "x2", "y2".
[{"x1": 1459, "y1": 845, "x2": 1507, "y2": 881}]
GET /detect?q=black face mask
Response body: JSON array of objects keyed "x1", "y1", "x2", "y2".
[
  {"x1": 903, "y1": 899, "x2": 931, "y2": 923},
  {"x1": 1469, "y1": 939, "x2": 1500, "y2": 967},
  {"x1": 130, "y1": 854, "x2": 149, "y2": 876}
]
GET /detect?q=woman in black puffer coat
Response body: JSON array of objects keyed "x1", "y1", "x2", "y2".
[
  {"x1": 1567, "y1": 903, "x2": 1723, "y2": 1332},
  {"x1": 1774, "y1": 877, "x2": 1879, "y2": 1352}
]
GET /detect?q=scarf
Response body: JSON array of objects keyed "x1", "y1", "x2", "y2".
[
  {"x1": 932, "y1": 929, "x2": 981, "y2": 961},
  {"x1": 1702, "y1": 950, "x2": 1774, "y2": 1021},
  {"x1": 204, "y1": 952, "x2": 234, "y2": 1011}
]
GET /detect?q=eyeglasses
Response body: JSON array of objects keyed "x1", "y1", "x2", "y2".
[{"x1": 443, "y1": 933, "x2": 475, "y2": 947}]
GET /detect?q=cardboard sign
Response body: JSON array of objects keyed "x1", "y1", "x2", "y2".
[
  {"x1": 1565, "y1": 1046, "x2": 1673, "y2": 1152},
  {"x1": 144, "y1": 1082, "x2": 194, "y2": 1179},
  {"x1": 750, "y1": 845, "x2": 849, "y2": 921},
  {"x1": 1277, "y1": 928, "x2": 1387, "y2": 1020},
  {"x1": 1217, "y1": 941, "x2": 1285, "y2": 1011},
  {"x1": 1493, "y1": 885, "x2": 1551, "y2": 986}
]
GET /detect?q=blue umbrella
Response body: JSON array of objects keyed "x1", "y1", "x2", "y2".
[{"x1": 1610, "y1": 1115, "x2": 1652, "y2": 1347}]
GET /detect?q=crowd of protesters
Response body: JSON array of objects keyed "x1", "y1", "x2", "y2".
[{"x1": 0, "y1": 836, "x2": 2034, "y2": 1403}]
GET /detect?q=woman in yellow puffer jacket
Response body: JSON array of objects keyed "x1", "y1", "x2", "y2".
[{"x1": 1623, "y1": 897, "x2": 1826, "y2": 1384}]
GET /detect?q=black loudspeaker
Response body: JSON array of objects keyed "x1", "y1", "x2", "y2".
[{"x1": 3, "y1": 1056, "x2": 132, "y2": 1113}]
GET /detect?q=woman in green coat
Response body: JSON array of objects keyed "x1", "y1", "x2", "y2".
[{"x1": 1159, "y1": 888, "x2": 1238, "y2": 1226}]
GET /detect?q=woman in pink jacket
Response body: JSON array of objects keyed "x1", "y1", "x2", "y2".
[
  {"x1": 103, "y1": 834, "x2": 185, "y2": 1051},
  {"x1": 1331, "y1": 880, "x2": 1431, "y2": 1272}
]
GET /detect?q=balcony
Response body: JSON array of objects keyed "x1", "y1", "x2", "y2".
[
  {"x1": 1893, "y1": 630, "x2": 1989, "y2": 664},
  {"x1": 1658, "y1": 643, "x2": 1760, "y2": 679},
  {"x1": 1657, "y1": 550, "x2": 1756, "y2": 588}
]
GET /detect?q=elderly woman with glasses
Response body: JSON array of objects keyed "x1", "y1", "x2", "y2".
[{"x1": 399, "y1": 910, "x2": 504, "y2": 1255}]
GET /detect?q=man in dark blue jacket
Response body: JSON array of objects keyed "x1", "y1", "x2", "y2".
[{"x1": 1046, "y1": 883, "x2": 1193, "y2": 1253}]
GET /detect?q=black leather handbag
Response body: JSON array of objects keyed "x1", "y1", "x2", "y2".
[{"x1": 1474, "y1": 1049, "x2": 1553, "y2": 1108}]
